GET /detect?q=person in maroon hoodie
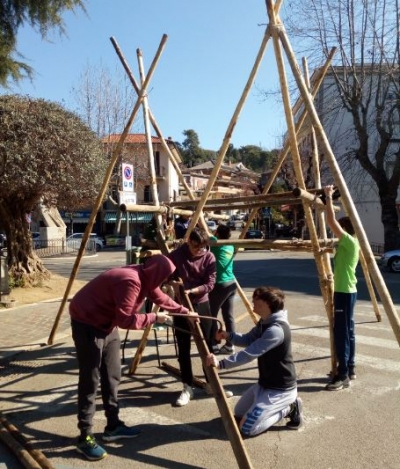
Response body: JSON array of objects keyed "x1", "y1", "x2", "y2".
[
  {"x1": 168, "y1": 227, "x2": 232, "y2": 406},
  {"x1": 69, "y1": 254, "x2": 194, "y2": 461}
]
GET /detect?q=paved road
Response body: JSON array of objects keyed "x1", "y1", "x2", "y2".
[{"x1": 0, "y1": 249, "x2": 398, "y2": 468}]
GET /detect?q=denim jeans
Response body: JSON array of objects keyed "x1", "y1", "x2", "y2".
[{"x1": 333, "y1": 291, "x2": 357, "y2": 378}]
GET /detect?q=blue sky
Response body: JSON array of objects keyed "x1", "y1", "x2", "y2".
[{"x1": 6, "y1": 0, "x2": 287, "y2": 151}]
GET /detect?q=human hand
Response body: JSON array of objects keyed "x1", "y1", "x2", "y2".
[
  {"x1": 187, "y1": 311, "x2": 199, "y2": 323},
  {"x1": 324, "y1": 185, "x2": 334, "y2": 197},
  {"x1": 155, "y1": 312, "x2": 170, "y2": 324},
  {"x1": 215, "y1": 329, "x2": 228, "y2": 343},
  {"x1": 206, "y1": 353, "x2": 219, "y2": 367}
]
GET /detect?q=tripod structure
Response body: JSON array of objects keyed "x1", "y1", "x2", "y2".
[{"x1": 48, "y1": 2, "x2": 400, "y2": 467}]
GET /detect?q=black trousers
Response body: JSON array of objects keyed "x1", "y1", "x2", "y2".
[
  {"x1": 71, "y1": 319, "x2": 121, "y2": 438},
  {"x1": 173, "y1": 301, "x2": 213, "y2": 386}
]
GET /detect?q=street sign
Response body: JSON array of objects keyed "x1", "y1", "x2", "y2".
[
  {"x1": 119, "y1": 191, "x2": 137, "y2": 205},
  {"x1": 122, "y1": 163, "x2": 134, "y2": 192}
]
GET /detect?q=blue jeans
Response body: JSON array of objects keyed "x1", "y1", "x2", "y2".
[{"x1": 333, "y1": 292, "x2": 357, "y2": 378}]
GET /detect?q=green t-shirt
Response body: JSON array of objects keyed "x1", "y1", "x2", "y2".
[
  {"x1": 210, "y1": 235, "x2": 235, "y2": 284},
  {"x1": 333, "y1": 232, "x2": 360, "y2": 293}
]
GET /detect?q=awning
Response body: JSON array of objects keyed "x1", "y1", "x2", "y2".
[{"x1": 104, "y1": 212, "x2": 153, "y2": 223}]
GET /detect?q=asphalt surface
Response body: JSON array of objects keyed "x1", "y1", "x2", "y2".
[{"x1": 0, "y1": 249, "x2": 400, "y2": 469}]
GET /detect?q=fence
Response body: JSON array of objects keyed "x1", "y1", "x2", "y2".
[{"x1": 33, "y1": 239, "x2": 97, "y2": 258}]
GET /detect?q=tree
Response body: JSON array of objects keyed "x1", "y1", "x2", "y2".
[
  {"x1": 179, "y1": 129, "x2": 214, "y2": 166},
  {"x1": 0, "y1": 0, "x2": 86, "y2": 87},
  {"x1": 0, "y1": 95, "x2": 107, "y2": 284},
  {"x1": 72, "y1": 62, "x2": 138, "y2": 138},
  {"x1": 283, "y1": 0, "x2": 400, "y2": 250}
]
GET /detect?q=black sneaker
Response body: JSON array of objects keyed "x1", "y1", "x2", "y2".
[
  {"x1": 103, "y1": 423, "x2": 142, "y2": 442},
  {"x1": 325, "y1": 376, "x2": 350, "y2": 391},
  {"x1": 286, "y1": 397, "x2": 303, "y2": 430},
  {"x1": 349, "y1": 366, "x2": 356, "y2": 380}
]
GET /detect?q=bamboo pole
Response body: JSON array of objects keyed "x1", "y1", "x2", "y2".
[
  {"x1": 47, "y1": 35, "x2": 168, "y2": 345},
  {"x1": 161, "y1": 362, "x2": 207, "y2": 388},
  {"x1": 184, "y1": 5, "x2": 276, "y2": 240},
  {"x1": 0, "y1": 415, "x2": 55, "y2": 469},
  {"x1": 275, "y1": 8, "x2": 400, "y2": 347},
  {"x1": 129, "y1": 306, "x2": 161, "y2": 374},
  {"x1": 110, "y1": 37, "x2": 199, "y2": 209},
  {"x1": 177, "y1": 287, "x2": 254, "y2": 469},
  {"x1": 0, "y1": 422, "x2": 42, "y2": 469},
  {"x1": 240, "y1": 47, "x2": 337, "y2": 238},
  {"x1": 266, "y1": 0, "x2": 336, "y2": 370},
  {"x1": 303, "y1": 57, "x2": 336, "y2": 373},
  {"x1": 137, "y1": 48, "x2": 165, "y2": 240}
]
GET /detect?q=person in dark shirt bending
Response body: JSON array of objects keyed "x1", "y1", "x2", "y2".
[{"x1": 207, "y1": 286, "x2": 303, "y2": 436}]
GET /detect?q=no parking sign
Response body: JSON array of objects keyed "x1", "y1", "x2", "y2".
[{"x1": 122, "y1": 163, "x2": 134, "y2": 192}]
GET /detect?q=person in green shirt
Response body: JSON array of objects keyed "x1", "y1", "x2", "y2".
[
  {"x1": 209, "y1": 223, "x2": 237, "y2": 354},
  {"x1": 324, "y1": 185, "x2": 360, "y2": 391}
]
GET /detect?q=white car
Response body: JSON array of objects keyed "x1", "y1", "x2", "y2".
[
  {"x1": 378, "y1": 249, "x2": 400, "y2": 273},
  {"x1": 66, "y1": 233, "x2": 104, "y2": 252},
  {"x1": 207, "y1": 221, "x2": 218, "y2": 232}
]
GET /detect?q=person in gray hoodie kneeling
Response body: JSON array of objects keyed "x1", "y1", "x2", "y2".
[{"x1": 207, "y1": 286, "x2": 303, "y2": 436}]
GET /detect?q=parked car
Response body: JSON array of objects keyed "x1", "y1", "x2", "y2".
[
  {"x1": 378, "y1": 249, "x2": 400, "y2": 273},
  {"x1": 66, "y1": 233, "x2": 104, "y2": 251},
  {"x1": 275, "y1": 223, "x2": 295, "y2": 238},
  {"x1": 244, "y1": 230, "x2": 265, "y2": 239},
  {"x1": 227, "y1": 217, "x2": 244, "y2": 230},
  {"x1": 206, "y1": 220, "x2": 218, "y2": 232},
  {"x1": 105, "y1": 234, "x2": 126, "y2": 247}
]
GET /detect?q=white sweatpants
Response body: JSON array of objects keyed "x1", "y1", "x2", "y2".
[{"x1": 234, "y1": 383, "x2": 297, "y2": 436}]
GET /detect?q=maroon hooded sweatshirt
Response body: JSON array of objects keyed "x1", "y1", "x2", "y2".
[{"x1": 69, "y1": 254, "x2": 188, "y2": 333}]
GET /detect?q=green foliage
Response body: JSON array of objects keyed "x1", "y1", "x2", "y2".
[
  {"x1": 0, "y1": 95, "x2": 106, "y2": 209},
  {"x1": 0, "y1": 94, "x2": 107, "y2": 280},
  {"x1": 178, "y1": 129, "x2": 279, "y2": 173},
  {"x1": 0, "y1": 0, "x2": 86, "y2": 87}
]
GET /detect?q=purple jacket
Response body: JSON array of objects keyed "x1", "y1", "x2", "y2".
[
  {"x1": 168, "y1": 243, "x2": 216, "y2": 304},
  {"x1": 70, "y1": 254, "x2": 188, "y2": 333}
]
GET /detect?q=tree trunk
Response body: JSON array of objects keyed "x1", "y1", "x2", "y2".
[{"x1": 0, "y1": 201, "x2": 50, "y2": 286}]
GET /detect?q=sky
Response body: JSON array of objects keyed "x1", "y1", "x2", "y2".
[{"x1": 6, "y1": 0, "x2": 288, "y2": 151}]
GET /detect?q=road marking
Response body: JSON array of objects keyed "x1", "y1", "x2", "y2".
[
  {"x1": 291, "y1": 342, "x2": 400, "y2": 374},
  {"x1": 299, "y1": 314, "x2": 394, "y2": 333},
  {"x1": 291, "y1": 323, "x2": 399, "y2": 350}
]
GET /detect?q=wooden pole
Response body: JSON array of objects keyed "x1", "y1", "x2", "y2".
[
  {"x1": 303, "y1": 57, "x2": 336, "y2": 372},
  {"x1": 129, "y1": 306, "x2": 161, "y2": 374},
  {"x1": 266, "y1": 0, "x2": 336, "y2": 370},
  {"x1": 177, "y1": 287, "x2": 254, "y2": 469},
  {"x1": 240, "y1": 47, "x2": 337, "y2": 238},
  {"x1": 47, "y1": 35, "x2": 168, "y2": 345},
  {"x1": 184, "y1": 6, "x2": 277, "y2": 240},
  {"x1": 275, "y1": 9, "x2": 400, "y2": 347}
]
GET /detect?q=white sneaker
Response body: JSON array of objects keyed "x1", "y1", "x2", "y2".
[
  {"x1": 204, "y1": 383, "x2": 233, "y2": 398},
  {"x1": 175, "y1": 384, "x2": 194, "y2": 407}
]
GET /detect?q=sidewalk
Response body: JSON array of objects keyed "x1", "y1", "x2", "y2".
[
  {"x1": 0, "y1": 293, "x2": 400, "y2": 468},
  {"x1": 0, "y1": 298, "x2": 71, "y2": 362}
]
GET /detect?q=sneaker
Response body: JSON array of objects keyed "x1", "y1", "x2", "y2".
[
  {"x1": 286, "y1": 397, "x2": 303, "y2": 430},
  {"x1": 175, "y1": 384, "x2": 194, "y2": 407},
  {"x1": 76, "y1": 435, "x2": 107, "y2": 461},
  {"x1": 349, "y1": 366, "x2": 357, "y2": 380},
  {"x1": 204, "y1": 383, "x2": 233, "y2": 398},
  {"x1": 219, "y1": 344, "x2": 235, "y2": 354},
  {"x1": 212, "y1": 345, "x2": 220, "y2": 354},
  {"x1": 102, "y1": 423, "x2": 142, "y2": 442},
  {"x1": 325, "y1": 375, "x2": 351, "y2": 391}
]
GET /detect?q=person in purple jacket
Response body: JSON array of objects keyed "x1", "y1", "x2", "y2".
[
  {"x1": 168, "y1": 227, "x2": 224, "y2": 406},
  {"x1": 207, "y1": 286, "x2": 303, "y2": 436},
  {"x1": 69, "y1": 254, "x2": 195, "y2": 461}
]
